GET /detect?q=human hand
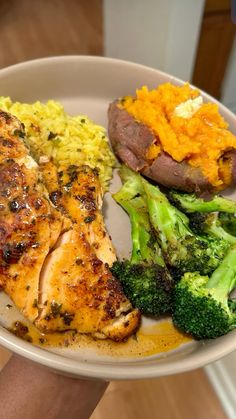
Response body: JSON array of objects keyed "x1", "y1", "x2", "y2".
[{"x1": 0, "y1": 354, "x2": 108, "y2": 419}]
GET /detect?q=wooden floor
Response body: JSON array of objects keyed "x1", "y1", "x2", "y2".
[
  {"x1": 91, "y1": 370, "x2": 226, "y2": 419},
  {"x1": 0, "y1": 1, "x2": 228, "y2": 418},
  {"x1": 0, "y1": 0, "x2": 103, "y2": 68}
]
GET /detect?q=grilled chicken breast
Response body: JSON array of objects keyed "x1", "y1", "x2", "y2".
[
  {"x1": 0, "y1": 110, "x2": 140, "y2": 341},
  {"x1": 0, "y1": 111, "x2": 63, "y2": 323},
  {"x1": 41, "y1": 161, "x2": 116, "y2": 266},
  {"x1": 36, "y1": 228, "x2": 139, "y2": 340},
  {"x1": 38, "y1": 161, "x2": 139, "y2": 339}
]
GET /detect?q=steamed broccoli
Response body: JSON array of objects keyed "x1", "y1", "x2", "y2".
[
  {"x1": 168, "y1": 191, "x2": 236, "y2": 213},
  {"x1": 219, "y1": 212, "x2": 236, "y2": 236},
  {"x1": 229, "y1": 298, "x2": 236, "y2": 312},
  {"x1": 172, "y1": 247, "x2": 236, "y2": 339},
  {"x1": 168, "y1": 190, "x2": 236, "y2": 240},
  {"x1": 112, "y1": 261, "x2": 173, "y2": 316},
  {"x1": 111, "y1": 166, "x2": 174, "y2": 316},
  {"x1": 188, "y1": 212, "x2": 236, "y2": 245},
  {"x1": 142, "y1": 179, "x2": 230, "y2": 277}
]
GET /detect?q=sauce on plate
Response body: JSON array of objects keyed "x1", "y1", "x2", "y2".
[{"x1": 11, "y1": 319, "x2": 192, "y2": 358}]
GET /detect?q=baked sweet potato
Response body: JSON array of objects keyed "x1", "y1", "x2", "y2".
[{"x1": 108, "y1": 100, "x2": 236, "y2": 194}]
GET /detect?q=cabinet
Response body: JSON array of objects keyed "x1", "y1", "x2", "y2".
[{"x1": 192, "y1": 0, "x2": 236, "y2": 99}]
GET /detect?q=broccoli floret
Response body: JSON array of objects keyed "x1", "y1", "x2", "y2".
[
  {"x1": 114, "y1": 166, "x2": 164, "y2": 266},
  {"x1": 189, "y1": 212, "x2": 236, "y2": 245},
  {"x1": 168, "y1": 190, "x2": 236, "y2": 242},
  {"x1": 172, "y1": 247, "x2": 236, "y2": 339},
  {"x1": 112, "y1": 262, "x2": 173, "y2": 316},
  {"x1": 219, "y1": 212, "x2": 236, "y2": 236},
  {"x1": 142, "y1": 179, "x2": 230, "y2": 276},
  {"x1": 112, "y1": 166, "x2": 173, "y2": 316},
  {"x1": 168, "y1": 191, "x2": 236, "y2": 213},
  {"x1": 229, "y1": 298, "x2": 236, "y2": 312}
]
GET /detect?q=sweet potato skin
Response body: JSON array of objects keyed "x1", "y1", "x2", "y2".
[
  {"x1": 108, "y1": 101, "x2": 235, "y2": 193},
  {"x1": 108, "y1": 100, "x2": 154, "y2": 172},
  {"x1": 142, "y1": 152, "x2": 211, "y2": 193}
]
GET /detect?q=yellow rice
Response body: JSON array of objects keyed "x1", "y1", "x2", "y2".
[{"x1": 0, "y1": 97, "x2": 116, "y2": 191}]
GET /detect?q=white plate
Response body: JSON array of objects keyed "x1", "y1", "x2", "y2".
[{"x1": 0, "y1": 56, "x2": 236, "y2": 381}]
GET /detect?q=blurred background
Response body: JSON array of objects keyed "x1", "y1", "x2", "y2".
[
  {"x1": 0, "y1": 0, "x2": 235, "y2": 111},
  {"x1": 0, "y1": 0, "x2": 235, "y2": 418}
]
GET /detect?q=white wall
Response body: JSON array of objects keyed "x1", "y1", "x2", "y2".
[
  {"x1": 103, "y1": 0, "x2": 204, "y2": 81},
  {"x1": 222, "y1": 37, "x2": 236, "y2": 113}
]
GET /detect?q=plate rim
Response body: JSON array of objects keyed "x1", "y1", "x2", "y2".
[
  {"x1": 1, "y1": 324, "x2": 236, "y2": 380},
  {"x1": 0, "y1": 55, "x2": 235, "y2": 380}
]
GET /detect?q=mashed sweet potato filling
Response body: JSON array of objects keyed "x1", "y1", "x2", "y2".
[{"x1": 120, "y1": 83, "x2": 236, "y2": 188}]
